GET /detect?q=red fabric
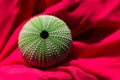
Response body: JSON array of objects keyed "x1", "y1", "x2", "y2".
[{"x1": 0, "y1": 0, "x2": 120, "y2": 80}]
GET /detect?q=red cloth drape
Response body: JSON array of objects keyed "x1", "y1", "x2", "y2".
[{"x1": 0, "y1": 0, "x2": 120, "y2": 80}]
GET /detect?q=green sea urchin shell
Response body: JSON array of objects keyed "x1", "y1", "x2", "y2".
[{"x1": 18, "y1": 15, "x2": 72, "y2": 68}]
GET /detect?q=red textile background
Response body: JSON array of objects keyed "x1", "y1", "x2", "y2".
[{"x1": 0, "y1": 0, "x2": 120, "y2": 80}]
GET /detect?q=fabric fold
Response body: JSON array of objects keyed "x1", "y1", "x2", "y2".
[{"x1": 0, "y1": 0, "x2": 120, "y2": 80}]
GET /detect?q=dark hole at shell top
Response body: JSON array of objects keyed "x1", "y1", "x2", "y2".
[{"x1": 40, "y1": 30, "x2": 49, "y2": 39}]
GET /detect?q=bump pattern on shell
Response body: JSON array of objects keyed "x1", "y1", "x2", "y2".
[{"x1": 18, "y1": 15, "x2": 72, "y2": 68}]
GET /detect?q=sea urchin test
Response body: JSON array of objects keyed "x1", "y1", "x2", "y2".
[{"x1": 18, "y1": 15, "x2": 72, "y2": 68}]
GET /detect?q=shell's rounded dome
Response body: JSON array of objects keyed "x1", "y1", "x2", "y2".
[{"x1": 18, "y1": 15, "x2": 72, "y2": 68}]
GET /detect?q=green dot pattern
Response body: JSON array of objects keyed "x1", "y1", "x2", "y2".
[{"x1": 18, "y1": 15, "x2": 72, "y2": 68}]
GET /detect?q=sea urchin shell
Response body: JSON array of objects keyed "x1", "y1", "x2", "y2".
[{"x1": 18, "y1": 15, "x2": 72, "y2": 68}]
